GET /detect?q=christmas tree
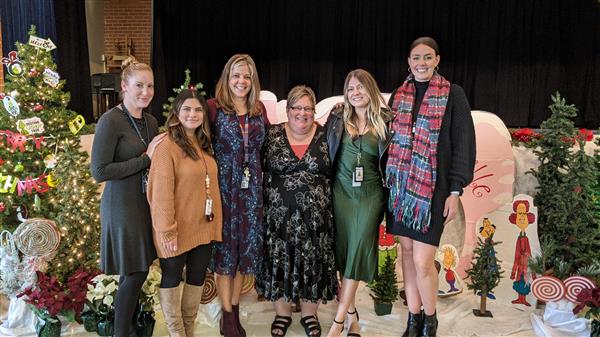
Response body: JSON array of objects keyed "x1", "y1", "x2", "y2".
[
  {"x1": 161, "y1": 69, "x2": 206, "y2": 119},
  {"x1": 530, "y1": 92, "x2": 600, "y2": 276},
  {"x1": 0, "y1": 26, "x2": 100, "y2": 284},
  {"x1": 368, "y1": 254, "x2": 399, "y2": 305},
  {"x1": 466, "y1": 235, "x2": 503, "y2": 317}
]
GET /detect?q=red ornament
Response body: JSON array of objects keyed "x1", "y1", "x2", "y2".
[
  {"x1": 0, "y1": 92, "x2": 4, "y2": 99},
  {"x1": 34, "y1": 104, "x2": 43, "y2": 112},
  {"x1": 28, "y1": 68, "x2": 39, "y2": 77},
  {"x1": 0, "y1": 202, "x2": 4, "y2": 212}
]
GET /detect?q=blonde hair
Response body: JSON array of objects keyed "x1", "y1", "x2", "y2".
[
  {"x1": 121, "y1": 56, "x2": 153, "y2": 85},
  {"x1": 286, "y1": 85, "x2": 316, "y2": 110},
  {"x1": 215, "y1": 54, "x2": 262, "y2": 117},
  {"x1": 342, "y1": 69, "x2": 388, "y2": 140},
  {"x1": 120, "y1": 56, "x2": 153, "y2": 100}
]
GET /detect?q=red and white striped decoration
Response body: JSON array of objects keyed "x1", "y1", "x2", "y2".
[
  {"x1": 531, "y1": 276, "x2": 565, "y2": 302},
  {"x1": 564, "y1": 276, "x2": 596, "y2": 303}
]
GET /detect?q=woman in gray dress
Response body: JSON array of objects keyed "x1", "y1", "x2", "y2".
[{"x1": 91, "y1": 57, "x2": 165, "y2": 337}]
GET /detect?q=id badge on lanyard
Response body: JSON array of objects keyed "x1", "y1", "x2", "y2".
[{"x1": 352, "y1": 136, "x2": 364, "y2": 187}]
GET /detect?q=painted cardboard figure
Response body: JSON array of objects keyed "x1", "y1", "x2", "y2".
[
  {"x1": 437, "y1": 244, "x2": 462, "y2": 296},
  {"x1": 479, "y1": 218, "x2": 496, "y2": 240},
  {"x1": 509, "y1": 200, "x2": 536, "y2": 306}
]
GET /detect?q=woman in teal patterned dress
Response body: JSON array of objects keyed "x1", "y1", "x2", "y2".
[{"x1": 325, "y1": 69, "x2": 393, "y2": 337}]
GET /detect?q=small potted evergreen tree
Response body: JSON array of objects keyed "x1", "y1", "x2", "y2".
[
  {"x1": 368, "y1": 254, "x2": 399, "y2": 315},
  {"x1": 466, "y1": 234, "x2": 503, "y2": 317}
]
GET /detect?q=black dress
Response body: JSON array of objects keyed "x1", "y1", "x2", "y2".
[
  {"x1": 91, "y1": 107, "x2": 158, "y2": 275},
  {"x1": 386, "y1": 81, "x2": 476, "y2": 246},
  {"x1": 256, "y1": 124, "x2": 337, "y2": 303}
]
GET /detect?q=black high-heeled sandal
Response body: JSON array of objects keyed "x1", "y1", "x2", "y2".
[
  {"x1": 301, "y1": 315, "x2": 322, "y2": 337},
  {"x1": 271, "y1": 315, "x2": 293, "y2": 337},
  {"x1": 347, "y1": 310, "x2": 361, "y2": 337},
  {"x1": 330, "y1": 318, "x2": 344, "y2": 336}
]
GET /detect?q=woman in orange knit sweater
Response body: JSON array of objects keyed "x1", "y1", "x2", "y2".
[{"x1": 147, "y1": 89, "x2": 223, "y2": 336}]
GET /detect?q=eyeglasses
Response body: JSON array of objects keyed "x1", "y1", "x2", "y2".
[{"x1": 289, "y1": 106, "x2": 315, "y2": 113}]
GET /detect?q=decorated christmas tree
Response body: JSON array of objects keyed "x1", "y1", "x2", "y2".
[
  {"x1": 0, "y1": 26, "x2": 100, "y2": 284},
  {"x1": 161, "y1": 69, "x2": 206, "y2": 119},
  {"x1": 466, "y1": 235, "x2": 503, "y2": 317},
  {"x1": 530, "y1": 92, "x2": 600, "y2": 276}
]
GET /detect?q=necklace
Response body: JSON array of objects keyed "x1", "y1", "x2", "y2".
[{"x1": 198, "y1": 148, "x2": 214, "y2": 222}]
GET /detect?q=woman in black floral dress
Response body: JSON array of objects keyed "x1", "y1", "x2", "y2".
[{"x1": 257, "y1": 85, "x2": 337, "y2": 337}]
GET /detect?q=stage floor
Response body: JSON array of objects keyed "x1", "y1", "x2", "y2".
[{"x1": 2, "y1": 283, "x2": 538, "y2": 337}]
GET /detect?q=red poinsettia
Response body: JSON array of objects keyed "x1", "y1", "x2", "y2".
[
  {"x1": 573, "y1": 286, "x2": 600, "y2": 319},
  {"x1": 18, "y1": 268, "x2": 100, "y2": 320},
  {"x1": 511, "y1": 128, "x2": 543, "y2": 143},
  {"x1": 577, "y1": 128, "x2": 594, "y2": 142}
]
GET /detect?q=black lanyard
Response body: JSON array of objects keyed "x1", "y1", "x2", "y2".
[{"x1": 121, "y1": 104, "x2": 149, "y2": 149}]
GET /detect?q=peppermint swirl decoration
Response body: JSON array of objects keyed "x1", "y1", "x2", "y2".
[
  {"x1": 564, "y1": 276, "x2": 596, "y2": 303},
  {"x1": 531, "y1": 276, "x2": 565, "y2": 302},
  {"x1": 13, "y1": 218, "x2": 60, "y2": 257}
]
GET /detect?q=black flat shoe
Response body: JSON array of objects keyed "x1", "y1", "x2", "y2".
[
  {"x1": 271, "y1": 315, "x2": 293, "y2": 337},
  {"x1": 301, "y1": 315, "x2": 322, "y2": 337}
]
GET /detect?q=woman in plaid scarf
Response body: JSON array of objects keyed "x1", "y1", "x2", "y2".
[{"x1": 386, "y1": 37, "x2": 476, "y2": 337}]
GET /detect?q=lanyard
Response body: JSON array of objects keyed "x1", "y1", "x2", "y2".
[
  {"x1": 122, "y1": 104, "x2": 149, "y2": 148},
  {"x1": 239, "y1": 114, "x2": 249, "y2": 163}
]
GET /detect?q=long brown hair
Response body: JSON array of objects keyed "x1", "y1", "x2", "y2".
[
  {"x1": 342, "y1": 69, "x2": 388, "y2": 140},
  {"x1": 165, "y1": 89, "x2": 212, "y2": 160},
  {"x1": 214, "y1": 54, "x2": 262, "y2": 116}
]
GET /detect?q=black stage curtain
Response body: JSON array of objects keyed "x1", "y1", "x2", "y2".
[
  {"x1": 53, "y1": 0, "x2": 93, "y2": 122},
  {"x1": 0, "y1": 0, "x2": 56, "y2": 58},
  {"x1": 0, "y1": 0, "x2": 92, "y2": 122},
  {"x1": 153, "y1": 0, "x2": 600, "y2": 128}
]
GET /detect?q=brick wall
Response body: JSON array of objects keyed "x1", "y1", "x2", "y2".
[{"x1": 103, "y1": 0, "x2": 152, "y2": 65}]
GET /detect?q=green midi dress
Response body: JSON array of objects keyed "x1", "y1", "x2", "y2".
[{"x1": 333, "y1": 132, "x2": 385, "y2": 282}]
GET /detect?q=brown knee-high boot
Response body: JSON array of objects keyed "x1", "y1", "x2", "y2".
[
  {"x1": 181, "y1": 283, "x2": 203, "y2": 337},
  {"x1": 158, "y1": 284, "x2": 186, "y2": 337}
]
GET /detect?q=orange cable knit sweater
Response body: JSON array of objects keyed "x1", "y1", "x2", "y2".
[{"x1": 147, "y1": 136, "x2": 222, "y2": 258}]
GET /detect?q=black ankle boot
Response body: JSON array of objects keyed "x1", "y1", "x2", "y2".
[
  {"x1": 402, "y1": 311, "x2": 423, "y2": 337},
  {"x1": 421, "y1": 311, "x2": 438, "y2": 337}
]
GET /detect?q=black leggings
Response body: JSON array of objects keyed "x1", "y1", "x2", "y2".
[
  {"x1": 114, "y1": 270, "x2": 148, "y2": 337},
  {"x1": 160, "y1": 243, "x2": 212, "y2": 288}
]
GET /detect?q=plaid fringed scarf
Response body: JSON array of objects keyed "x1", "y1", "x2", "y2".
[{"x1": 386, "y1": 73, "x2": 450, "y2": 232}]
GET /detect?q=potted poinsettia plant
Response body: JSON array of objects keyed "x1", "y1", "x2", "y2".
[
  {"x1": 573, "y1": 286, "x2": 600, "y2": 336},
  {"x1": 17, "y1": 268, "x2": 98, "y2": 337},
  {"x1": 84, "y1": 274, "x2": 119, "y2": 335},
  {"x1": 368, "y1": 254, "x2": 399, "y2": 315},
  {"x1": 136, "y1": 265, "x2": 161, "y2": 337}
]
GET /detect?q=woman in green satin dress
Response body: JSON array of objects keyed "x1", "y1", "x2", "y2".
[{"x1": 325, "y1": 69, "x2": 393, "y2": 337}]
